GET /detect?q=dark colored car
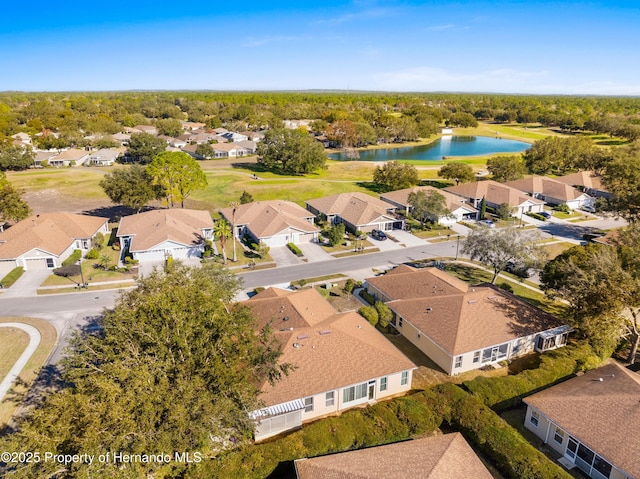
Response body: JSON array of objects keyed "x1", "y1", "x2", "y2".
[
  {"x1": 540, "y1": 211, "x2": 552, "y2": 219},
  {"x1": 370, "y1": 229, "x2": 387, "y2": 241},
  {"x1": 504, "y1": 261, "x2": 535, "y2": 278}
]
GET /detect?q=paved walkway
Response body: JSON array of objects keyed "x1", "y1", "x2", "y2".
[{"x1": 0, "y1": 323, "x2": 41, "y2": 402}]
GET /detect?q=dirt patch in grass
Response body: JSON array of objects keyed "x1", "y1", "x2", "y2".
[{"x1": 0, "y1": 317, "x2": 57, "y2": 430}]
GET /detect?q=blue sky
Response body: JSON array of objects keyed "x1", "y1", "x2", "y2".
[{"x1": 2, "y1": 0, "x2": 639, "y2": 94}]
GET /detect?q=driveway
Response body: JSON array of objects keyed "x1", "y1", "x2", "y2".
[
  {"x1": 0, "y1": 269, "x2": 52, "y2": 298},
  {"x1": 296, "y1": 242, "x2": 335, "y2": 262},
  {"x1": 389, "y1": 230, "x2": 427, "y2": 247},
  {"x1": 269, "y1": 246, "x2": 303, "y2": 267},
  {"x1": 369, "y1": 235, "x2": 404, "y2": 252}
]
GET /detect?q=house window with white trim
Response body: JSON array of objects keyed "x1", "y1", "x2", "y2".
[
  {"x1": 454, "y1": 356, "x2": 463, "y2": 369},
  {"x1": 343, "y1": 383, "x2": 368, "y2": 404},
  {"x1": 46, "y1": 258, "x2": 55, "y2": 268},
  {"x1": 325, "y1": 392, "x2": 334, "y2": 407},
  {"x1": 553, "y1": 427, "x2": 564, "y2": 445},
  {"x1": 473, "y1": 351, "x2": 481, "y2": 363},
  {"x1": 529, "y1": 410, "x2": 539, "y2": 427},
  {"x1": 398, "y1": 318, "x2": 403, "y2": 328},
  {"x1": 380, "y1": 377, "x2": 388, "y2": 392},
  {"x1": 401, "y1": 371, "x2": 408, "y2": 386},
  {"x1": 304, "y1": 397, "x2": 314, "y2": 412}
]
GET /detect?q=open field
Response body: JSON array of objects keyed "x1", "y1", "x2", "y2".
[
  {"x1": 0, "y1": 317, "x2": 57, "y2": 430},
  {"x1": 4, "y1": 121, "x2": 564, "y2": 215}
]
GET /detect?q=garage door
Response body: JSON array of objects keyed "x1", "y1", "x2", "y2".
[
  {"x1": 134, "y1": 250, "x2": 166, "y2": 262},
  {"x1": 297, "y1": 232, "x2": 315, "y2": 243},
  {"x1": 263, "y1": 235, "x2": 289, "y2": 247},
  {"x1": 25, "y1": 257, "x2": 52, "y2": 270}
]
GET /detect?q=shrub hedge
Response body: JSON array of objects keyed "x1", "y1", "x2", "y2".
[
  {"x1": 0, "y1": 267, "x2": 24, "y2": 288},
  {"x1": 358, "y1": 305, "x2": 378, "y2": 326},
  {"x1": 287, "y1": 242, "x2": 302, "y2": 256},
  {"x1": 62, "y1": 249, "x2": 82, "y2": 266},
  {"x1": 433, "y1": 383, "x2": 573, "y2": 479},
  {"x1": 359, "y1": 289, "x2": 375, "y2": 305},
  {"x1": 463, "y1": 341, "x2": 601, "y2": 410}
]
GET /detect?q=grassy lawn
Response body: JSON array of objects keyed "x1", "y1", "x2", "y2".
[
  {"x1": 212, "y1": 238, "x2": 272, "y2": 266},
  {"x1": 454, "y1": 122, "x2": 563, "y2": 142},
  {"x1": 320, "y1": 238, "x2": 373, "y2": 253},
  {"x1": 7, "y1": 167, "x2": 112, "y2": 200},
  {"x1": 0, "y1": 317, "x2": 57, "y2": 430},
  {"x1": 541, "y1": 241, "x2": 576, "y2": 259},
  {"x1": 37, "y1": 282, "x2": 135, "y2": 295},
  {"x1": 552, "y1": 210, "x2": 585, "y2": 220},
  {"x1": 41, "y1": 230, "x2": 136, "y2": 286},
  {"x1": 0, "y1": 328, "x2": 30, "y2": 384},
  {"x1": 411, "y1": 227, "x2": 455, "y2": 239}
]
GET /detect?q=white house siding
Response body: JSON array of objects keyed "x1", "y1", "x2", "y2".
[
  {"x1": 0, "y1": 260, "x2": 18, "y2": 277},
  {"x1": 132, "y1": 241, "x2": 204, "y2": 262}
]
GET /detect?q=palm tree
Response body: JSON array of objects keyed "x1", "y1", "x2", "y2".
[
  {"x1": 229, "y1": 201, "x2": 239, "y2": 262},
  {"x1": 214, "y1": 219, "x2": 232, "y2": 264}
]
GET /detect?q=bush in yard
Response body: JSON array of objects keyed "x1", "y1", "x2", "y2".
[
  {"x1": 91, "y1": 232, "x2": 105, "y2": 250},
  {"x1": 359, "y1": 289, "x2": 376, "y2": 305},
  {"x1": 463, "y1": 341, "x2": 600, "y2": 410},
  {"x1": 343, "y1": 278, "x2": 355, "y2": 294},
  {"x1": 1, "y1": 267, "x2": 24, "y2": 288},
  {"x1": 53, "y1": 264, "x2": 81, "y2": 277},
  {"x1": 374, "y1": 301, "x2": 393, "y2": 328},
  {"x1": 97, "y1": 254, "x2": 112, "y2": 270},
  {"x1": 325, "y1": 223, "x2": 345, "y2": 247},
  {"x1": 358, "y1": 306, "x2": 379, "y2": 326},
  {"x1": 553, "y1": 203, "x2": 570, "y2": 213},
  {"x1": 287, "y1": 242, "x2": 302, "y2": 256},
  {"x1": 85, "y1": 248, "x2": 99, "y2": 260},
  {"x1": 498, "y1": 282, "x2": 514, "y2": 293},
  {"x1": 62, "y1": 249, "x2": 82, "y2": 267}
]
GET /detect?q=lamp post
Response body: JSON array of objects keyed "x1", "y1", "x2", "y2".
[
  {"x1": 455, "y1": 235, "x2": 460, "y2": 261},
  {"x1": 78, "y1": 258, "x2": 87, "y2": 288},
  {"x1": 230, "y1": 201, "x2": 239, "y2": 262}
]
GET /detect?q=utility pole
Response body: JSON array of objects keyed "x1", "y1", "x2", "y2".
[
  {"x1": 230, "y1": 202, "x2": 239, "y2": 262},
  {"x1": 455, "y1": 235, "x2": 460, "y2": 260}
]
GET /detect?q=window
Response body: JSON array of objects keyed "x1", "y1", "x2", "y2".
[
  {"x1": 343, "y1": 383, "x2": 368, "y2": 404},
  {"x1": 553, "y1": 427, "x2": 564, "y2": 445},
  {"x1": 454, "y1": 356, "x2": 463, "y2": 369},
  {"x1": 304, "y1": 397, "x2": 314, "y2": 413},
  {"x1": 481, "y1": 343, "x2": 509, "y2": 364},
  {"x1": 417, "y1": 332, "x2": 420, "y2": 339},
  {"x1": 593, "y1": 455, "x2": 612, "y2": 477},
  {"x1": 473, "y1": 351, "x2": 481, "y2": 363},
  {"x1": 46, "y1": 258, "x2": 55, "y2": 268},
  {"x1": 529, "y1": 410, "x2": 539, "y2": 427},
  {"x1": 401, "y1": 371, "x2": 408, "y2": 386},
  {"x1": 325, "y1": 392, "x2": 334, "y2": 407},
  {"x1": 380, "y1": 377, "x2": 388, "y2": 392},
  {"x1": 398, "y1": 318, "x2": 403, "y2": 327},
  {"x1": 576, "y1": 444, "x2": 594, "y2": 465}
]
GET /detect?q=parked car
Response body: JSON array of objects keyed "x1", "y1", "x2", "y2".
[
  {"x1": 370, "y1": 229, "x2": 388, "y2": 241},
  {"x1": 478, "y1": 219, "x2": 496, "y2": 228},
  {"x1": 540, "y1": 211, "x2": 552, "y2": 219},
  {"x1": 504, "y1": 261, "x2": 535, "y2": 278}
]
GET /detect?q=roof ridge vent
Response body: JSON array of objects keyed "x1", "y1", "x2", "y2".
[
  {"x1": 319, "y1": 330, "x2": 331, "y2": 335},
  {"x1": 467, "y1": 299, "x2": 477, "y2": 304}
]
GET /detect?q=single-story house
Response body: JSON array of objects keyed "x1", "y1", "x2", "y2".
[
  {"x1": 116, "y1": 209, "x2": 213, "y2": 263},
  {"x1": 49, "y1": 148, "x2": 91, "y2": 167},
  {"x1": 0, "y1": 213, "x2": 109, "y2": 276},
  {"x1": 111, "y1": 132, "x2": 131, "y2": 145},
  {"x1": 188, "y1": 132, "x2": 219, "y2": 145},
  {"x1": 86, "y1": 148, "x2": 119, "y2": 166},
  {"x1": 220, "y1": 200, "x2": 319, "y2": 247},
  {"x1": 240, "y1": 131, "x2": 264, "y2": 142},
  {"x1": 524, "y1": 362, "x2": 640, "y2": 479},
  {"x1": 245, "y1": 287, "x2": 416, "y2": 441},
  {"x1": 235, "y1": 139, "x2": 257, "y2": 154},
  {"x1": 132, "y1": 125, "x2": 157, "y2": 136},
  {"x1": 445, "y1": 180, "x2": 545, "y2": 216},
  {"x1": 11, "y1": 132, "x2": 32, "y2": 145},
  {"x1": 380, "y1": 186, "x2": 479, "y2": 225},
  {"x1": 556, "y1": 170, "x2": 610, "y2": 199},
  {"x1": 181, "y1": 121, "x2": 206, "y2": 131},
  {"x1": 33, "y1": 151, "x2": 57, "y2": 167},
  {"x1": 306, "y1": 192, "x2": 403, "y2": 234},
  {"x1": 365, "y1": 265, "x2": 571, "y2": 375},
  {"x1": 294, "y1": 433, "x2": 493, "y2": 479},
  {"x1": 505, "y1": 176, "x2": 594, "y2": 210},
  {"x1": 212, "y1": 142, "x2": 249, "y2": 158},
  {"x1": 221, "y1": 131, "x2": 249, "y2": 143}
]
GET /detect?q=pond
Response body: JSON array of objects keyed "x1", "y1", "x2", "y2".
[{"x1": 328, "y1": 136, "x2": 530, "y2": 162}]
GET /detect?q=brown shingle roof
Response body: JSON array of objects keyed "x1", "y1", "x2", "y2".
[
  {"x1": 220, "y1": 201, "x2": 318, "y2": 239},
  {"x1": 306, "y1": 192, "x2": 396, "y2": 227},
  {"x1": 368, "y1": 266, "x2": 563, "y2": 355},
  {"x1": 505, "y1": 176, "x2": 588, "y2": 202},
  {"x1": 524, "y1": 362, "x2": 640, "y2": 478},
  {"x1": 0, "y1": 213, "x2": 107, "y2": 259},
  {"x1": 380, "y1": 186, "x2": 478, "y2": 214},
  {"x1": 445, "y1": 180, "x2": 545, "y2": 208},
  {"x1": 294, "y1": 433, "x2": 494, "y2": 479},
  {"x1": 116, "y1": 209, "x2": 213, "y2": 252},
  {"x1": 556, "y1": 170, "x2": 607, "y2": 192},
  {"x1": 245, "y1": 288, "x2": 416, "y2": 407}
]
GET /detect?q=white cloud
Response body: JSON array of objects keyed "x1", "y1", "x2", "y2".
[{"x1": 425, "y1": 24, "x2": 456, "y2": 32}]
